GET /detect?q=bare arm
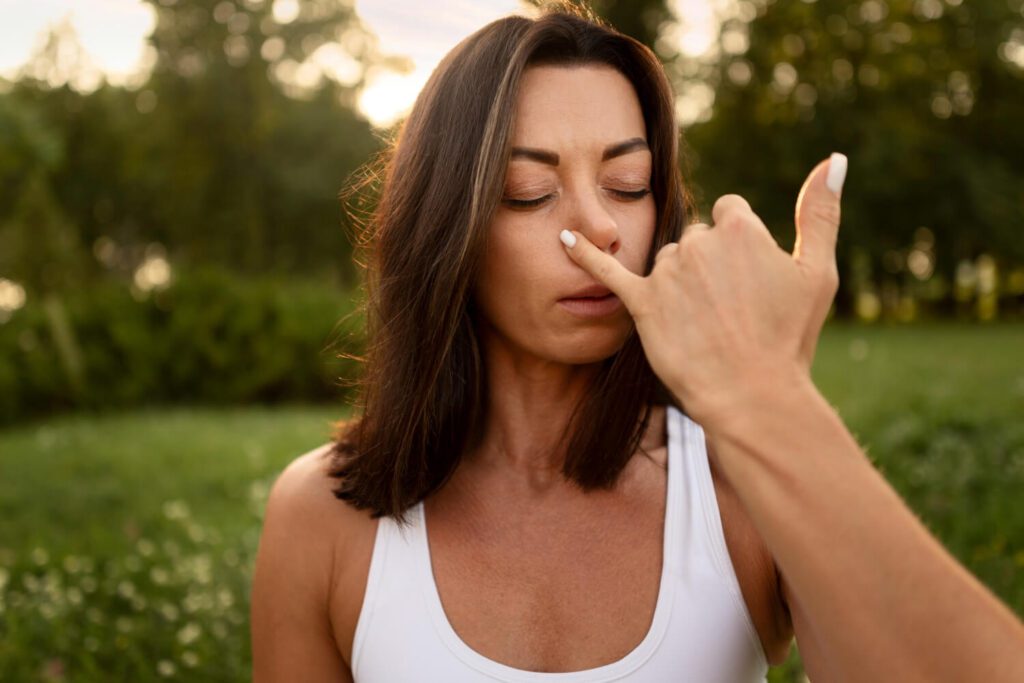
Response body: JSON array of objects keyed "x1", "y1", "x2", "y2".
[
  {"x1": 703, "y1": 369, "x2": 1024, "y2": 682},
  {"x1": 559, "y1": 152, "x2": 1024, "y2": 679},
  {"x1": 251, "y1": 450, "x2": 353, "y2": 683}
]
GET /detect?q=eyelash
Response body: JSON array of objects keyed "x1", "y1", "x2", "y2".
[{"x1": 503, "y1": 188, "x2": 651, "y2": 209}]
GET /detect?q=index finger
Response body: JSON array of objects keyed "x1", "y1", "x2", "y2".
[{"x1": 559, "y1": 229, "x2": 646, "y2": 315}]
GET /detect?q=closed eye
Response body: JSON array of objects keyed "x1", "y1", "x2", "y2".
[
  {"x1": 612, "y1": 188, "x2": 651, "y2": 201},
  {"x1": 503, "y1": 194, "x2": 553, "y2": 209},
  {"x1": 502, "y1": 188, "x2": 650, "y2": 210}
]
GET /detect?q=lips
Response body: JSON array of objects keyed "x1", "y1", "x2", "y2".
[
  {"x1": 560, "y1": 284, "x2": 613, "y2": 300},
  {"x1": 556, "y1": 288, "x2": 622, "y2": 317}
]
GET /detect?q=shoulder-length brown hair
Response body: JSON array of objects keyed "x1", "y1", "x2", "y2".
[{"x1": 328, "y1": 1, "x2": 697, "y2": 524}]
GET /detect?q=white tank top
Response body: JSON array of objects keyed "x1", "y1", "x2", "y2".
[{"x1": 351, "y1": 405, "x2": 770, "y2": 682}]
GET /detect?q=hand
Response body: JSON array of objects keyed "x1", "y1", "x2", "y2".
[{"x1": 559, "y1": 153, "x2": 847, "y2": 427}]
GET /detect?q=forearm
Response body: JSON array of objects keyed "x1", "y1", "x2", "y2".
[{"x1": 697, "y1": 371, "x2": 1024, "y2": 681}]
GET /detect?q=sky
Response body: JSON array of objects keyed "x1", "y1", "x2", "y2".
[{"x1": 0, "y1": 0, "x2": 725, "y2": 127}]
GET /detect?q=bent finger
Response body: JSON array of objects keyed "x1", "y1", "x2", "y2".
[
  {"x1": 654, "y1": 241, "x2": 679, "y2": 265},
  {"x1": 711, "y1": 194, "x2": 753, "y2": 226},
  {"x1": 681, "y1": 221, "x2": 712, "y2": 240}
]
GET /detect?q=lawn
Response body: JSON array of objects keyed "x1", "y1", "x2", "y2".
[{"x1": 1, "y1": 322, "x2": 1022, "y2": 681}]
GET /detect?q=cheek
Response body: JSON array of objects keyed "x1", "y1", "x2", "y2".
[
  {"x1": 624, "y1": 202, "x2": 657, "y2": 272},
  {"x1": 475, "y1": 228, "x2": 554, "y2": 328}
]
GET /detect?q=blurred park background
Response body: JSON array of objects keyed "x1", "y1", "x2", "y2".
[{"x1": 1, "y1": 0, "x2": 1022, "y2": 680}]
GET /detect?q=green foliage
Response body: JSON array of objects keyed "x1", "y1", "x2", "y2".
[
  {"x1": 0, "y1": 405, "x2": 343, "y2": 682},
  {"x1": 0, "y1": 91, "x2": 87, "y2": 294},
  {"x1": 2, "y1": 0, "x2": 1022, "y2": 321},
  {"x1": 0, "y1": 0, "x2": 386, "y2": 291},
  {"x1": 682, "y1": 0, "x2": 1024, "y2": 315},
  {"x1": 0, "y1": 270, "x2": 365, "y2": 425},
  {"x1": 2, "y1": 325, "x2": 1023, "y2": 681},
  {"x1": 528, "y1": 0, "x2": 675, "y2": 49}
]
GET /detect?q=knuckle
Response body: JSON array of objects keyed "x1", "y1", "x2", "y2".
[
  {"x1": 809, "y1": 261, "x2": 840, "y2": 293},
  {"x1": 718, "y1": 211, "x2": 761, "y2": 237},
  {"x1": 824, "y1": 263, "x2": 840, "y2": 293},
  {"x1": 654, "y1": 242, "x2": 679, "y2": 263},
  {"x1": 712, "y1": 193, "x2": 751, "y2": 217},
  {"x1": 677, "y1": 232, "x2": 705, "y2": 262},
  {"x1": 718, "y1": 213, "x2": 744, "y2": 233},
  {"x1": 678, "y1": 230, "x2": 698, "y2": 250},
  {"x1": 713, "y1": 193, "x2": 743, "y2": 208},
  {"x1": 807, "y1": 201, "x2": 842, "y2": 228},
  {"x1": 681, "y1": 223, "x2": 708, "y2": 239}
]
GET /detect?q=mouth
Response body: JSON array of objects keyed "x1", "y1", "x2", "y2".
[
  {"x1": 556, "y1": 292, "x2": 622, "y2": 318},
  {"x1": 562, "y1": 283, "x2": 613, "y2": 299},
  {"x1": 560, "y1": 293, "x2": 615, "y2": 302}
]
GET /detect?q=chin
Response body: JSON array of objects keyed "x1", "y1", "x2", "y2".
[{"x1": 555, "y1": 326, "x2": 631, "y2": 364}]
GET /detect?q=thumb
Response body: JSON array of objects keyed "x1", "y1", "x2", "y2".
[
  {"x1": 793, "y1": 152, "x2": 847, "y2": 267},
  {"x1": 559, "y1": 229, "x2": 646, "y2": 314}
]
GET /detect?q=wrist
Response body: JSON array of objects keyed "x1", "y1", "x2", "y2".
[{"x1": 683, "y1": 364, "x2": 820, "y2": 439}]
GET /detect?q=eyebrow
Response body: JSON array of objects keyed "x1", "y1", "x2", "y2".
[{"x1": 509, "y1": 137, "x2": 649, "y2": 166}]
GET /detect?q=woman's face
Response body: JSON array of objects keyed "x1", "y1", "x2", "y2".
[{"x1": 474, "y1": 64, "x2": 656, "y2": 365}]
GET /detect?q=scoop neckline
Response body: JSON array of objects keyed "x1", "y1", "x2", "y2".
[{"x1": 413, "y1": 406, "x2": 682, "y2": 682}]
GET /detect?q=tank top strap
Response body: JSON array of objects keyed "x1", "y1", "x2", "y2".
[
  {"x1": 662, "y1": 403, "x2": 687, "y2": 576},
  {"x1": 350, "y1": 505, "x2": 424, "y2": 676},
  {"x1": 668, "y1": 405, "x2": 733, "y2": 578},
  {"x1": 670, "y1": 406, "x2": 769, "y2": 669},
  {"x1": 693, "y1": 409, "x2": 741, "y2": 578}
]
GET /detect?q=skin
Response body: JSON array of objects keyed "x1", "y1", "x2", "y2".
[
  {"x1": 468, "y1": 63, "x2": 656, "y2": 485},
  {"x1": 251, "y1": 65, "x2": 799, "y2": 681},
  {"x1": 563, "y1": 135, "x2": 1024, "y2": 679}
]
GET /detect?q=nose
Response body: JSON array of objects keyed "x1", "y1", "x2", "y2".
[{"x1": 569, "y1": 186, "x2": 621, "y2": 255}]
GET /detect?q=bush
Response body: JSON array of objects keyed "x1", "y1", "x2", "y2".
[{"x1": 0, "y1": 269, "x2": 365, "y2": 425}]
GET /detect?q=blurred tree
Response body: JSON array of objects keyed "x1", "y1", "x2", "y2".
[
  {"x1": 0, "y1": 90, "x2": 84, "y2": 294},
  {"x1": 3, "y1": 0, "x2": 1022, "y2": 321},
  {"x1": 526, "y1": 0, "x2": 675, "y2": 51},
  {"x1": 0, "y1": 88, "x2": 90, "y2": 397},
  {"x1": 0, "y1": 1, "x2": 394, "y2": 290},
  {"x1": 134, "y1": 0, "x2": 389, "y2": 277},
  {"x1": 591, "y1": 0, "x2": 675, "y2": 51},
  {"x1": 681, "y1": 0, "x2": 1024, "y2": 315}
]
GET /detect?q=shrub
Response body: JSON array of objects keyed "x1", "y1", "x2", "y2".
[{"x1": 0, "y1": 269, "x2": 365, "y2": 425}]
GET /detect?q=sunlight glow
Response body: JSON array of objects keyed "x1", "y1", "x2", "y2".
[
  {"x1": 352, "y1": 0, "x2": 530, "y2": 127},
  {"x1": 0, "y1": 0, "x2": 155, "y2": 88},
  {"x1": 0, "y1": 1, "x2": 729, "y2": 126},
  {"x1": 357, "y1": 67, "x2": 431, "y2": 128}
]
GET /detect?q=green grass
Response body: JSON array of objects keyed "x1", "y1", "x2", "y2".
[
  {"x1": 813, "y1": 323, "x2": 1024, "y2": 617},
  {"x1": 1, "y1": 322, "x2": 1023, "y2": 681},
  {"x1": 0, "y1": 406, "x2": 343, "y2": 682}
]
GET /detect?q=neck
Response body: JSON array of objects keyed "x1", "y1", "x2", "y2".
[
  {"x1": 470, "y1": 333, "x2": 594, "y2": 486},
  {"x1": 463, "y1": 322, "x2": 666, "y2": 495}
]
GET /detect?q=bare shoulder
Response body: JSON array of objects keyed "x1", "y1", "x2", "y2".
[
  {"x1": 251, "y1": 443, "x2": 379, "y2": 682},
  {"x1": 706, "y1": 438, "x2": 795, "y2": 667},
  {"x1": 260, "y1": 444, "x2": 368, "y2": 563},
  {"x1": 271, "y1": 444, "x2": 333, "y2": 502},
  {"x1": 270, "y1": 444, "x2": 351, "y2": 525},
  {"x1": 268, "y1": 442, "x2": 379, "y2": 537}
]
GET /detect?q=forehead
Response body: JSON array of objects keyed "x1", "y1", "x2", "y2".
[{"x1": 510, "y1": 64, "x2": 647, "y2": 151}]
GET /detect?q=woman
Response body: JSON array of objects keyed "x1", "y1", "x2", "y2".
[{"x1": 251, "y1": 5, "x2": 1024, "y2": 682}]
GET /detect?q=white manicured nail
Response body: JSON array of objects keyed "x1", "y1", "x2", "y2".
[
  {"x1": 826, "y1": 152, "x2": 848, "y2": 195},
  {"x1": 559, "y1": 229, "x2": 577, "y2": 248}
]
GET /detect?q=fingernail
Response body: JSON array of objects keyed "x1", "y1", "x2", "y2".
[
  {"x1": 826, "y1": 152, "x2": 848, "y2": 196},
  {"x1": 559, "y1": 229, "x2": 577, "y2": 248}
]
